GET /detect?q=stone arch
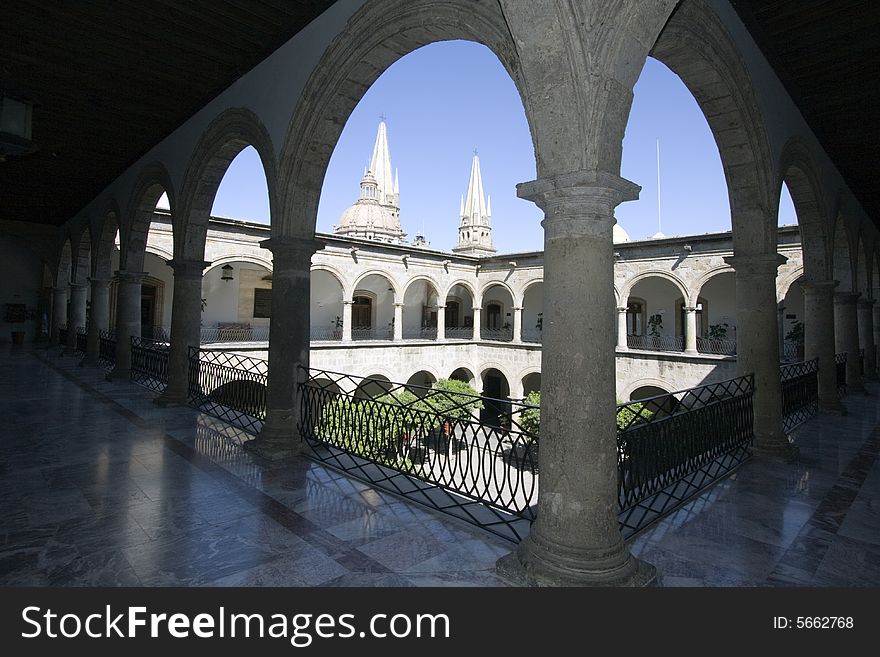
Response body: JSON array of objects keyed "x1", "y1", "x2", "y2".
[
  {"x1": 207, "y1": 254, "x2": 273, "y2": 272},
  {"x1": 478, "y1": 280, "x2": 516, "y2": 307},
  {"x1": 651, "y1": 0, "x2": 776, "y2": 253},
  {"x1": 448, "y1": 367, "x2": 477, "y2": 387},
  {"x1": 777, "y1": 267, "x2": 805, "y2": 304},
  {"x1": 518, "y1": 278, "x2": 544, "y2": 307},
  {"x1": 69, "y1": 226, "x2": 92, "y2": 285},
  {"x1": 441, "y1": 279, "x2": 477, "y2": 303},
  {"x1": 122, "y1": 161, "x2": 176, "y2": 272},
  {"x1": 405, "y1": 368, "x2": 440, "y2": 389},
  {"x1": 777, "y1": 138, "x2": 832, "y2": 281},
  {"x1": 478, "y1": 362, "x2": 516, "y2": 389},
  {"x1": 274, "y1": 0, "x2": 565, "y2": 239},
  {"x1": 831, "y1": 211, "x2": 856, "y2": 292},
  {"x1": 623, "y1": 378, "x2": 672, "y2": 401},
  {"x1": 92, "y1": 197, "x2": 121, "y2": 279},
  {"x1": 349, "y1": 269, "x2": 401, "y2": 301},
  {"x1": 310, "y1": 263, "x2": 348, "y2": 290},
  {"x1": 145, "y1": 244, "x2": 174, "y2": 263},
  {"x1": 176, "y1": 107, "x2": 278, "y2": 262},
  {"x1": 691, "y1": 266, "x2": 736, "y2": 306},
  {"x1": 621, "y1": 271, "x2": 690, "y2": 305},
  {"x1": 402, "y1": 274, "x2": 443, "y2": 300},
  {"x1": 55, "y1": 239, "x2": 73, "y2": 287}
]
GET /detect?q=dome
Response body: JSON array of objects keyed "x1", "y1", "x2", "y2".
[
  {"x1": 335, "y1": 198, "x2": 405, "y2": 242},
  {"x1": 612, "y1": 223, "x2": 630, "y2": 244}
]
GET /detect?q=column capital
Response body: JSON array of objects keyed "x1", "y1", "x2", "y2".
[
  {"x1": 52, "y1": 286, "x2": 69, "y2": 294},
  {"x1": 833, "y1": 291, "x2": 860, "y2": 305},
  {"x1": 684, "y1": 306, "x2": 698, "y2": 313},
  {"x1": 512, "y1": 306, "x2": 523, "y2": 312},
  {"x1": 342, "y1": 299, "x2": 354, "y2": 306},
  {"x1": 616, "y1": 306, "x2": 628, "y2": 313},
  {"x1": 260, "y1": 236, "x2": 320, "y2": 268},
  {"x1": 858, "y1": 298, "x2": 876, "y2": 309},
  {"x1": 517, "y1": 170, "x2": 640, "y2": 239},
  {"x1": 472, "y1": 306, "x2": 482, "y2": 312},
  {"x1": 394, "y1": 302, "x2": 405, "y2": 308},
  {"x1": 802, "y1": 279, "x2": 838, "y2": 294},
  {"x1": 88, "y1": 277, "x2": 112, "y2": 286},
  {"x1": 68, "y1": 282, "x2": 89, "y2": 290},
  {"x1": 723, "y1": 253, "x2": 787, "y2": 274},
  {"x1": 167, "y1": 259, "x2": 211, "y2": 279},
  {"x1": 114, "y1": 270, "x2": 147, "y2": 283}
]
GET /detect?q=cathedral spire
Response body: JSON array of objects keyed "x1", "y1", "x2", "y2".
[
  {"x1": 453, "y1": 152, "x2": 496, "y2": 255},
  {"x1": 369, "y1": 119, "x2": 396, "y2": 207}
]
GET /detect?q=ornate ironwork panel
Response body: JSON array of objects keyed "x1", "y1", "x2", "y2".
[
  {"x1": 780, "y1": 359, "x2": 819, "y2": 433},
  {"x1": 187, "y1": 347, "x2": 267, "y2": 435},
  {"x1": 130, "y1": 336, "x2": 169, "y2": 392}
]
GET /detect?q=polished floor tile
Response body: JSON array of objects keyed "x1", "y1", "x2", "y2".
[{"x1": 2, "y1": 345, "x2": 879, "y2": 587}]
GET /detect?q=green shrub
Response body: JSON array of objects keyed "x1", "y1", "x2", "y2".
[
  {"x1": 415, "y1": 378, "x2": 483, "y2": 421},
  {"x1": 519, "y1": 390, "x2": 541, "y2": 443}
]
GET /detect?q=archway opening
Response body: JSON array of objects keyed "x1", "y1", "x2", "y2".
[
  {"x1": 480, "y1": 368, "x2": 510, "y2": 427},
  {"x1": 482, "y1": 284, "x2": 514, "y2": 341},
  {"x1": 211, "y1": 146, "x2": 271, "y2": 224},
  {"x1": 402, "y1": 279, "x2": 440, "y2": 340},
  {"x1": 445, "y1": 283, "x2": 475, "y2": 339},
  {"x1": 521, "y1": 282, "x2": 543, "y2": 343},
  {"x1": 201, "y1": 260, "x2": 273, "y2": 342},
  {"x1": 781, "y1": 277, "x2": 805, "y2": 362},
  {"x1": 406, "y1": 370, "x2": 437, "y2": 395},
  {"x1": 522, "y1": 372, "x2": 541, "y2": 397},
  {"x1": 351, "y1": 274, "x2": 395, "y2": 340},
  {"x1": 354, "y1": 375, "x2": 393, "y2": 400},
  {"x1": 449, "y1": 367, "x2": 476, "y2": 387},
  {"x1": 626, "y1": 276, "x2": 686, "y2": 351},
  {"x1": 311, "y1": 270, "x2": 345, "y2": 341},
  {"x1": 696, "y1": 272, "x2": 737, "y2": 354}
]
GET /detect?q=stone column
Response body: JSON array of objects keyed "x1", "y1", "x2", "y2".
[
  {"x1": 342, "y1": 300, "x2": 353, "y2": 342},
  {"x1": 724, "y1": 253, "x2": 793, "y2": 459},
  {"x1": 436, "y1": 305, "x2": 446, "y2": 341},
  {"x1": 245, "y1": 237, "x2": 317, "y2": 459},
  {"x1": 803, "y1": 280, "x2": 846, "y2": 414},
  {"x1": 51, "y1": 286, "x2": 69, "y2": 346},
  {"x1": 857, "y1": 298, "x2": 876, "y2": 380},
  {"x1": 873, "y1": 303, "x2": 880, "y2": 373},
  {"x1": 834, "y1": 292, "x2": 864, "y2": 393},
  {"x1": 472, "y1": 306, "x2": 482, "y2": 341},
  {"x1": 512, "y1": 306, "x2": 523, "y2": 343},
  {"x1": 777, "y1": 304, "x2": 786, "y2": 358},
  {"x1": 393, "y1": 303, "x2": 404, "y2": 341},
  {"x1": 616, "y1": 307, "x2": 628, "y2": 351},
  {"x1": 155, "y1": 259, "x2": 209, "y2": 406},
  {"x1": 64, "y1": 283, "x2": 88, "y2": 355},
  {"x1": 107, "y1": 271, "x2": 144, "y2": 380},
  {"x1": 83, "y1": 278, "x2": 111, "y2": 365},
  {"x1": 496, "y1": 173, "x2": 653, "y2": 587},
  {"x1": 684, "y1": 306, "x2": 698, "y2": 355}
]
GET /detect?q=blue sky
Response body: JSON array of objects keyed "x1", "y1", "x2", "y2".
[{"x1": 208, "y1": 40, "x2": 797, "y2": 252}]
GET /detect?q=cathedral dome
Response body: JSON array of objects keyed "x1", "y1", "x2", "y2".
[
  {"x1": 337, "y1": 198, "x2": 401, "y2": 236},
  {"x1": 613, "y1": 223, "x2": 631, "y2": 244}
]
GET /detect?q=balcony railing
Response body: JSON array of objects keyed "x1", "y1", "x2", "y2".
[
  {"x1": 444, "y1": 326, "x2": 473, "y2": 340},
  {"x1": 130, "y1": 336, "x2": 169, "y2": 392},
  {"x1": 696, "y1": 337, "x2": 737, "y2": 356},
  {"x1": 98, "y1": 330, "x2": 116, "y2": 369},
  {"x1": 350, "y1": 327, "x2": 394, "y2": 341},
  {"x1": 402, "y1": 327, "x2": 438, "y2": 340},
  {"x1": 75, "y1": 326, "x2": 87, "y2": 356},
  {"x1": 836, "y1": 352, "x2": 847, "y2": 397},
  {"x1": 482, "y1": 327, "x2": 513, "y2": 342},
  {"x1": 200, "y1": 326, "x2": 270, "y2": 343},
  {"x1": 310, "y1": 327, "x2": 343, "y2": 342},
  {"x1": 780, "y1": 359, "x2": 819, "y2": 433},
  {"x1": 616, "y1": 374, "x2": 754, "y2": 537},
  {"x1": 188, "y1": 347, "x2": 267, "y2": 435},
  {"x1": 521, "y1": 328, "x2": 542, "y2": 344},
  {"x1": 627, "y1": 334, "x2": 684, "y2": 352}
]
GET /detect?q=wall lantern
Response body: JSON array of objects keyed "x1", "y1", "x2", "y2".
[{"x1": 220, "y1": 264, "x2": 234, "y2": 281}]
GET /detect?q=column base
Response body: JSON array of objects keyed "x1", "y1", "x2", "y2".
[
  {"x1": 752, "y1": 435, "x2": 799, "y2": 462},
  {"x1": 495, "y1": 533, "x2": 656, "y2": 588},
  {"x1": 106, "y1": 367, "x2": 130, "y2": 382},
  {"x1": 819, "y1": 398, "x2": 848, "y2": 415},
  {"x1": 684, "y1": 349, "x2": 699, "y2": 356},
  {"x1": 243, "y1": 426, "x2": 303, "y2": 461}
]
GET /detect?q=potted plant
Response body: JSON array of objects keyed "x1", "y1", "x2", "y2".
[
  {"x1": 5, "y1": 303, "x2": 27, "y2": 344},
  {"x1": 647, "y1": 313, "x2": 663, "y2": 348},
  {"x1": 785, "y1": 320, "x2": 804, "y2": 361},
  {"x1": 330, "y1": 315, "x2": 343, "y2": 339}
]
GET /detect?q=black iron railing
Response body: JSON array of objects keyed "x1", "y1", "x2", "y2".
[
  {"x1": 98, "y1": 330, "x2": 116, "y2": 368},
  {"x1": 188, "y1": 348, "x2": 267, "y2": 434},
  {"x1": 836, "y1": 352, "x2": 848, "y2": 397},
  {"x1": 615, "y1": 375, "x2": 754, "y2": 538},
  {"x1": 627, "y1": 334, "x2": 685, "y2": 352},
  {"x1": 696, "y1": 337, "x2": 737, "y2": 355},
  {"x1": 298, "y1": 368, "x2": 537, "y2": 542},
  {"x1": 130, "y1": 336, "x2": 169, "y2": 392},
  {"x1": 780, "y1": 359, "x2": 819, "y2": 433},
  {"x1": 402, "y1": 327, "x2": 438, "y2": 340},
  {"x1": 482, "y1": 327, "x2": 513, "y2": 342},
  {"x1": 75, "y1": 327, "x2": 87, "y2": 356},
  {"x1": 444, "y1": 326, "x2": 474, "y2": 340},
  {"x1": 351, "y1": 327, "x2": 393, "y2": 341}
]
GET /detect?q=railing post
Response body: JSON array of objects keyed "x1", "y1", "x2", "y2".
[
  {"x1": 107, "y1": 270, "x2": 145, "y2": 381},
  {"x1": 725, "y1": 253, "x2": 793, "y2": 459},
  {"x1": 156, "y1": 259, "x2": 210, "y2": 407},
  {"x1": 803, "y1": 280, "x2": 846, "y2": 414},
  {"x1": 496, "y1": 171, "x2": 654, "y2": 587},
  {"x1": 245, "y1": 236, "x2": 318, "y2": 460},
  {"x1": 82, "y1": 277, "x2": 111, "y2": 366},
  {"x1": 616, "y1": 307, "x2": 628, "y2": 351}
]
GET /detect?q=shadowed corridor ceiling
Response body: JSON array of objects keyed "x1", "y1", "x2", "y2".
[{"x1": 1, "y1": 1, "x2": 878, "y2": 229}]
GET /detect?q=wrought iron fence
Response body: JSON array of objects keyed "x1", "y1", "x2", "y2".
[
  {"x1": 836, "y1": 352, "x2": 847, "y2": 397},
  {"x1": 75, "y1": 327, "x2": 87, "y2": 356},
  {"x1": 188, "y1": 348, "x2": 267, "y2": 435},
  {"x1": 402, "y1": 327, "x2": 438, "y2": 340},
  {"x1": 482, "y1": 327, "x2": 513, "y2": 342},
  {"x1": 627, "y1": 334, "x2": 685, "y2": 352},
  {"x1": 298, "y1": 368, "x2": 537, "y2": 542},
  {"x1": 444, "y1": 326, "x2": 474, "y2": 340},
  {"x1": 98, "y1": 330, "x2": 116, "y2": 368},
  {"x1": 351, "y1": 327, "x2": 393, "y2": 341},
  {"x1": 696, "y1": 337, "x2": 737, "y2": 355},
  {"x1": 200, "y1": 326, "x2": 270, "y2": 343},
  {"x1": 780, "y1": 340, "x2": 803, "y2": 363},
  {"x1": 615, "y1": 374, "x2": 754, "y2": 538},
  {"x1": 780, "y1": 359, "x2": 819, "y2": 433},
  {"x1": 310, "y1": 327, "x2": 343, "y2": 342},
  {"x1": 146, "y1": 326, "x2": 171, "y2": 342},
  {"x1": 521, "y1": 328, "x2": 542, "y2": 344},
  {"x1": 130, "y1": 336, "x2": 169, "y2": 392}
]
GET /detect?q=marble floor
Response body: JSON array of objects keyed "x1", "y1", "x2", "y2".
[{"x1": 1, "y1": 345, "x2": 878, "y2": 587}]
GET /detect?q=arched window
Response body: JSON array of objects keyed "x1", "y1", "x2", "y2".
[{"x1": 352, "y1": 295, "x2": 372, "y2": 328}]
